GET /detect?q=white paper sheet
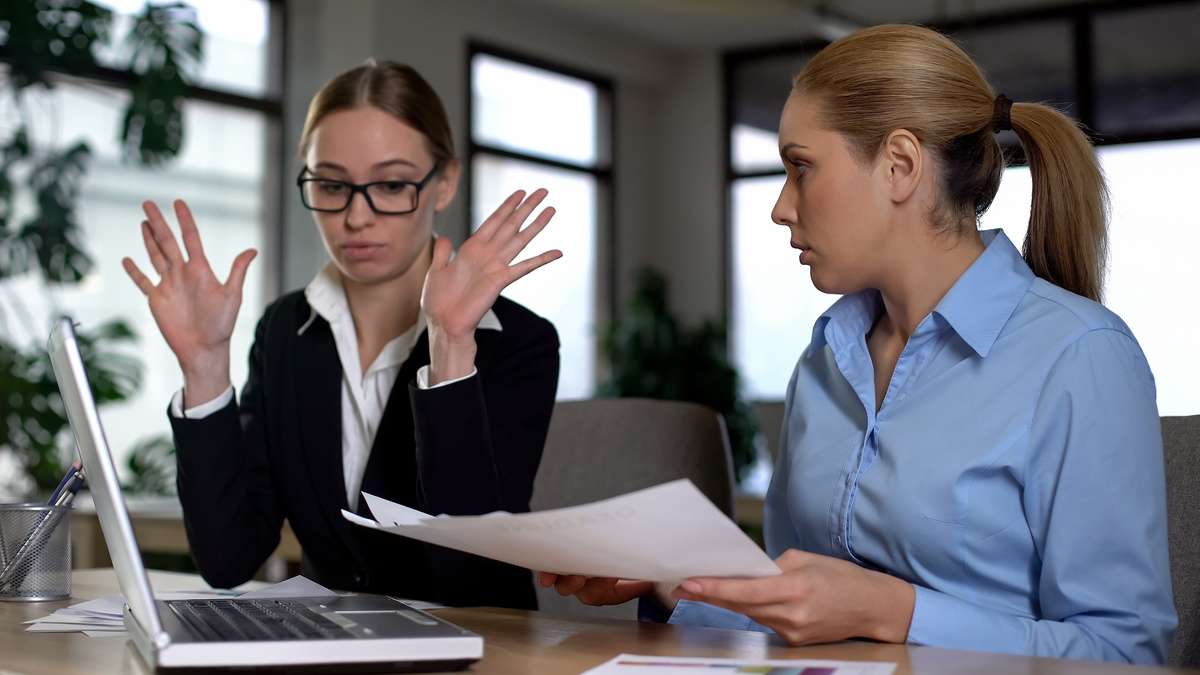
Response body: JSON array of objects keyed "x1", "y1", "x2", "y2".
[
  {"x1": 25, "y1": 576, "x2": 335, "y2": 636},
  {"x1": 581, "y1": 654, "x2": 897, "y2": 675},
  {"x1": 342, "y1": 479, "x2": 780, "y2": 583}
]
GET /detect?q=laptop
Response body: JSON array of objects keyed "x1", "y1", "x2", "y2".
[{"x1": 47, "y1": 317, "x2": 483, "y2": 672}]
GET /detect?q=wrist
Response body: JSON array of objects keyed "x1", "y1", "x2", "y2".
[
  {"x1": 180, "y1": 349, "x2": 232, "y2": 406},
  {"x1": 427, "y1": 327, "x2": 477, "y2": 386},
  {"x1": 865, "y1": 572, "x2": 915, "y2": 644}
]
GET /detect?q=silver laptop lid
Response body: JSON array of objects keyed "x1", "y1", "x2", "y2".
[{"x1": 47, "y1": 317, "x2": 167, "y2": 642}]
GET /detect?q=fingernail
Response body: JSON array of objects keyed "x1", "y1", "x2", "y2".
[{"x1": 681, "y1": 580, "x2": 702, "y2": 594}]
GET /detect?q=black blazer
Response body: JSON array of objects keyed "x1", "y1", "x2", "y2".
[{"x1": 169, "y1": 292, "x2": 559, "y2": 610}]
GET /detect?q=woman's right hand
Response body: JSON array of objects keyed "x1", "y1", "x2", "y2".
[
  {"x1": 122, "y1": 200, "x2": 257, "y2": 406},
  {"x1": 536, "y1": 572, "x2": 676, "y2": 612}
]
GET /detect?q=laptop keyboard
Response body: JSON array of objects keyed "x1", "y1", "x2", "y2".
[{"x1": 167, "y1": 599, "x2": 354, "y2": 642}]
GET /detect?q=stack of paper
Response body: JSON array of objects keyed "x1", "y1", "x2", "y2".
[
  {"x1": 24, "y1": 575, "x2": 339, "y2": 638},
  {"x1": 24, "y1": 591, "x2": 233, "y2": 638}
]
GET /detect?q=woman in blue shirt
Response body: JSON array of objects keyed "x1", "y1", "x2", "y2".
[{"x1": 541, "y1": 24, "x2": 1176, "y2": 664}]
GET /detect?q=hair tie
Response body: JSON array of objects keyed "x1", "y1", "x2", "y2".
[{"x1": 992, "y1": 94, "x2": 1013, "y2": 133}]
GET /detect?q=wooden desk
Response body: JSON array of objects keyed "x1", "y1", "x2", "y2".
[{"x1": 0, "y1": 569, "x2": 1192, "y2": 675}]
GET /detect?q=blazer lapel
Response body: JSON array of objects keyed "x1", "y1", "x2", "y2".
[{"x1": 294, "y1": 317, "x2": 366, "y2": 562}]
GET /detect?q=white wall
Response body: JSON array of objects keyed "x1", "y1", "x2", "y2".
[{"x1": 281, "y1": 0, "x2": 727, "y2": 324}]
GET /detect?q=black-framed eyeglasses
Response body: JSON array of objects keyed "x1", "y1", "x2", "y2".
[{"x1": 296, "y1": 163, "x2": 441, "y2": 215}]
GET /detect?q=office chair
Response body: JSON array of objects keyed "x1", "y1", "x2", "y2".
[
  {"x1": 529, "y1": 397, "x2": 737, "y2": 619},
  {"x1": 1163, "y1": 414, "x2": 1200, "y2": 668}
]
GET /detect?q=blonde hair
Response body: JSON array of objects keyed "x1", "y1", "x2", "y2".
[
  {"x1": 298, "y1": 59, "x2": 456, "y2": 167},
  {"x1": 794, "y1": 24, "x2": 1108, "y2": 303}
]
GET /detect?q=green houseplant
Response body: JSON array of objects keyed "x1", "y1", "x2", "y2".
[
  {"x1": 598, "y1": 267, "x2": 760, "y2": 483},
  {"x1": 0, "y1": 0, "x2": 204, "y2": 496}
]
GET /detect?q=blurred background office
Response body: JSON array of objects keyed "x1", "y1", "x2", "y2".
[{"x1": 1, "y1": 0, "x2": 1198, "y2": 502}]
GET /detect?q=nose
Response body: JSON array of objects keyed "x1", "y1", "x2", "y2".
[
  {"x1": 344, "y1": 190, "x2": 375, "y2": 230},
  {"x1": 771, "y1": 178, "x2": 795, "y2": 227}
]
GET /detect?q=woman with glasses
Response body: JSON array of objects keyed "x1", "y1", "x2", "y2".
[{"x1": 123, "y1": 60, "x2": 561, "y2": 609}]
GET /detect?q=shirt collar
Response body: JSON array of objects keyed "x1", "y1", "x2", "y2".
[
  {"x1": 299, "y1": 260, "x2": 503, "y2": 336},
  {"x1": 808, "y1": 229, "x2": 1033, "y2": 359}
]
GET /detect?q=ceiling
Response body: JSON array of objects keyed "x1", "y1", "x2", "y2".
[{"x1": 513, "y1": 0, "x2": 1111, "y2": 50}]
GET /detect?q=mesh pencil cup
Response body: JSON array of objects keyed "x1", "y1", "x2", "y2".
[{"x1": 0, "y1": 503, "x2": 73, "y2": 601}]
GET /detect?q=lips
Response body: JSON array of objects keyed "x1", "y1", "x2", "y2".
[{"x1": 340, "y1": 241, "x2": 385, "y2": 260}]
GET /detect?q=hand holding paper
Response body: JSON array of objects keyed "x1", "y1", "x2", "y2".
[{"x1": 342, "y1": 479, "x2": 779, "y2": 583}]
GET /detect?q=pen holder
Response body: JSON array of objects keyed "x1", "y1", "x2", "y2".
[{"x1": 0, "y1": 503, "x2": 73, "y2": 601}]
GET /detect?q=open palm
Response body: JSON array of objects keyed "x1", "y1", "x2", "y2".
[
  {"x1": 421, "y1": 188, "x2": 561, "y2": 341},
  {"x1": 122, "y1": 200, "x2": 256, "y2": 383}
]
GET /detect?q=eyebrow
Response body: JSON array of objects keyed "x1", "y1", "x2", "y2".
[
  {"x1": 311, "y1": 158, "x2": 421, "y2": 172},
  {"x1": 779, "y1": 143, "x2": 810, "y2": 154}
]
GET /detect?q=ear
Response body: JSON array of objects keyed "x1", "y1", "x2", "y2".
[
  {"x1": 879, "y1": 129, "x2": 923, "y2": 204},
  {"x1": 432, "y1": 159, "x2": 462, "y2": 212}
]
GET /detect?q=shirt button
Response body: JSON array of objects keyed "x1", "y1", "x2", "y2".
[{"x1": 835, "y1": 536, "x2": 843, "y2": 546}]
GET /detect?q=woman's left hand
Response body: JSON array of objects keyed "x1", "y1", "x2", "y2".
[
  {"x1": 670, "y1": 549, "x2": 915, "y2": 646},
  {"x1": 421, "y1": 188, "x2": 561, "y2": 385}
]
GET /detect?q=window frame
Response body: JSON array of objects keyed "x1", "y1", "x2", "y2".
[{"x1": 0, "y1": 0, "x2": 289, "y2": 298}]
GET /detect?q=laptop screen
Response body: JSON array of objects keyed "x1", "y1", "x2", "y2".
[{"x1": 47, "y1": 317, "x2": 167, "y2": 639}]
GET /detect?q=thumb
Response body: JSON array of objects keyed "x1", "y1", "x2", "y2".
[
  {"x1": 225, "y1": 249, "x2": 258, "y2": 291},
  {"x1": 430, "y1": 235, "x2": 453, "y2": 269}
]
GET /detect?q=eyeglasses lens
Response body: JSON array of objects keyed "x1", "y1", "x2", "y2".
[{"x1": 303, "y1": 180, "x2": 419, "y2": 213}]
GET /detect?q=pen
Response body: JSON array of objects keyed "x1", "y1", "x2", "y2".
[{"x1": 0, "y1": 462, "x2": 86, "y2": 590}]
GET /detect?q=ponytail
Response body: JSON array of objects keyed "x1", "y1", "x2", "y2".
[
  {"x1": 1009, "y1": 103, "x2": 1108, "y2": 303},
  {"x1": 794, "y1": 24, "x2": 1109, "y2": 303}
]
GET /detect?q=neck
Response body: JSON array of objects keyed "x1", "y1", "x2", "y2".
[{"x1": 874, "y1": 228, "x2": 985, "y2": 341}]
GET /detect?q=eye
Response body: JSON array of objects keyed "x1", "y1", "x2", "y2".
[
  {"x1": 376, "y1": 181, "x2": 408, "y2": 195},
  {"x1": 791, "y1": 162, "x2": 808, "y2": 182},
  {"x1": 318, "y1": 181, "x2": 347, "y2": 194}
]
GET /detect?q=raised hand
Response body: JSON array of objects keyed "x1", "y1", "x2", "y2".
[
  {"x1": 122, "y1": 200, "x2": 257, "y2": 405},
  {"x1": 421, "y1": 188, "x2": 561, "y2": 385}
]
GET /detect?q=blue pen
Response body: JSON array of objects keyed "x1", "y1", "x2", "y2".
[
  {"x1": 0, "y1": 462, "x2": 86, "y2": 589},
  {"x1": 48, "y1": 460, "x2": 84, "y2": 505}
]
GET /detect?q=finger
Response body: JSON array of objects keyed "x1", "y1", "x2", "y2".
[
  {"x1": 553, "y1": 575, "x2": 588, "y2": 597},
  {"x1": 500, "y1": 206, "x2": 555, "y2": 261},
  {"x1": 224, "y1": 249, "x2": 258, "y2": 292},
  {"x1": 499, "y1": 188, "x2": 548, "y2": 237},
  {"x1": 174, "y1": 200, "x2": 210, "y2": 268},
  {"x1": 142, "y1": 200, "x2": 186, "y2": 266},
  {"x1": 505, "y1": 249, "x2": 563, "y2": 283},
  {"x1": 475, "y1": 190, "x2": 526, "y2": 242},
  {"x1": 536, "y1": 572, "x2": 559, "y2": 588},
  {"x1": 677, "y1": 575, "x2": 798, "y2": 612},
  {"x1": 140, "y1": 220, "x2": 171, "y2": 276},
  {"x1": 122, "y1": 257, "x2": 157, "y2": 296}
]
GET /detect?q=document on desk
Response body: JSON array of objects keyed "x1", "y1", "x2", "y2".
[
  {"x1": 342, "y1": 479, "x2": 780, "y2": 582},
  {"x1": 581, "y1": 654, "x2": 896, "y2": 675}
]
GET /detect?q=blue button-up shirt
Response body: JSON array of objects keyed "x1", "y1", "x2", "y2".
[{"x1": 670, "y1": 230, "x2": 1176, "y2": 664}]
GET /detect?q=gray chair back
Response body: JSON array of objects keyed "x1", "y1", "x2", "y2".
[
  {"x1": 530, "y1": 398, "x2": 736, "y2": 619},
  {"x1": 1164, "y1": 414, "x2": 1200, "y2": 668}
]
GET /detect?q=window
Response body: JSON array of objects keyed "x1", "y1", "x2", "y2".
[
  {"x1": 0, "y1": 0, "x2": 281, "y2": 486},
  {"x1": 725, "y1": 4, "x2": 1200, "y2": 416},
  {"x1": 469, "y1": 48, "x2": 612, "y2": 400}
]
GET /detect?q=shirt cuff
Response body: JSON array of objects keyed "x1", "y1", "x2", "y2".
[
  {"x1": 415, "y1": 365, "x2": 478, "y2": 390},
  {"x1": 169, "y1": 386, "x2": 235, "y2": 419},
  {"x1": 906, "y1": 584, "x2": 1025, "y2": 654}
]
